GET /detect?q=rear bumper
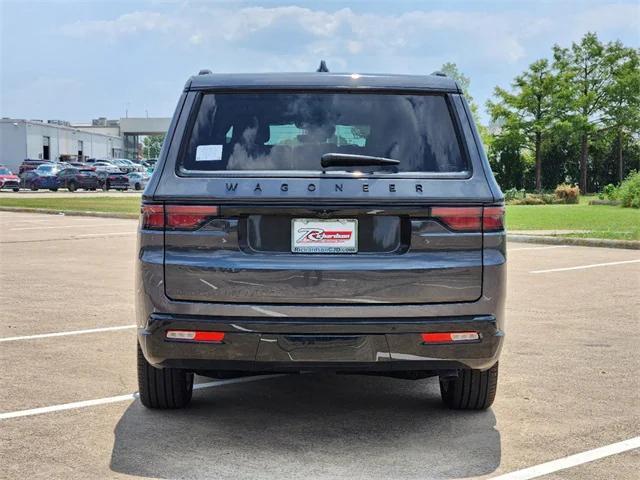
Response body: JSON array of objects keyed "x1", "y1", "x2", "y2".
[
  {"x1": 77, "y1": 179, "x2": 99, "y2": 188},
  {"x1": 138, "y1": 313, "x2": 503, "y2": 372}
]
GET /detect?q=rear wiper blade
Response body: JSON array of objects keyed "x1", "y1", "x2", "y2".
[{"x1": 321, "y1": 153, "x2": 400, "y2": 169}]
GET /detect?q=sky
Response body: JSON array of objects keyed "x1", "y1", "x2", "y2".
[{"x1": 1, "y1": 0, "x2": 638, "y2": 123}]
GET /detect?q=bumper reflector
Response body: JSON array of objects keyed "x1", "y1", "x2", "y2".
[
  {"x1": 166, "y1": 330, "x2": 225, "y2": 343},
  {"x1": 421, "y1": 331, "x2": 480, "y2": 344}
]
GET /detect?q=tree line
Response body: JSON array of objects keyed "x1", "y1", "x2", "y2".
[{"x1": 444, "y1": 32, "x2": 639, "y2": 194}]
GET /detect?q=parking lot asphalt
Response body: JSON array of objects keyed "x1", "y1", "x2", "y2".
[{"x1": 0, "y1": 211, "x2": 638, "y2": 480}]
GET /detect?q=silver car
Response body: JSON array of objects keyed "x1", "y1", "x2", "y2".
[
  {"x1": 135, "y1": 69, "x2": 506, "y2": 411},
  {"x1": 127, "y1": 172, "x2": 149, "y2": 190}
]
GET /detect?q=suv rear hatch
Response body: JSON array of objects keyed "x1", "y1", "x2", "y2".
[{"x1": 152, "y1": 90, "x2": 501, "y2": 305}]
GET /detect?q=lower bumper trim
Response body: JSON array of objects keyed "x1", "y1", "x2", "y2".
[{"x1": 139, "y1": 313, "x2": 502, "y2": 371}]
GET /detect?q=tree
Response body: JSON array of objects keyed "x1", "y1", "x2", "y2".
[
  {"x1": 552, "y1": 33, "x2": 625, "y2": 193},
  {"x1": 440, "y1": 62, "x2": 491, "y2": 145},
  {"x1": 487, "y1": 59, "x2": 558, "y2": 191},
  {"x1": 441, "y1": 62, "x2": 478, "y2": 115},
  {"x1": 143, "y1": 134, "x2": 165, "y2": 159},
  {"x1": 488, "y1": 131, "x2": 534, "y2": 190},
  {"x1": 603, "y1": 47, "x2": 640, "y2": 182}
]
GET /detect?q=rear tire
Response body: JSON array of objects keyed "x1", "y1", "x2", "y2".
[
  {"x1": 137, "y1": 342, "x2": 193, "y2": 409},
  {"x1": 135, "y1": 183, "x2": 141, "y2": 190},
  {"x1": 439, "y1": 362, "x2": 498, "y2": 410},
  {"x1": 67, "y1": 181, "x2": 76, "y2": 192},
  {"x1": 12, "y1": 188, "x2": 19, "y2": 192}
]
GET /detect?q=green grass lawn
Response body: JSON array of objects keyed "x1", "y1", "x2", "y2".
[
  {"x1": 1, "y1": 195, "x2": 638, "y2": 241},
  {"x1": 0, "y1": 196, "x2": 140, "y2": 215},
  {"x1": 506, "y1": 203, "x2": 640, "y2": 240}
]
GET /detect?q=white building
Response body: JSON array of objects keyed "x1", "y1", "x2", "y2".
[
  {"x1": 0, "y1": 118, "x2": 124, "y2": 172},
  {"x1": 74, "y1": 117, "x2": 171, "y2": 160}
]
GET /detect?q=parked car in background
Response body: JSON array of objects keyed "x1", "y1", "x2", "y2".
[
  {"x1": 0, "y1": 166, "x2": 20, "y2": 191},
  {"x1": 110, "y1": 158, "x2": 137, "y2": 173},
  {"x1": 132, "y1": 161, "x2": 147, "y2": 173},
  {"x1": 92, "y1": 162, "x2": 122, "y2": 173},
  {"x1": 57, "y1": 168, "x2": 99, "y2": 192},
  {"x1": 127, "y1": 171, "x2": 150, "y2": 190},
  {"x1": 20, "y1": 170, "x2": 39, "y2": 190},
  {"x1": 20, "y1": 164, "x2": 60, "y2": 191},
  {"x1": 18, "y1": 159, "x2": 48, "y2": 174},
  {"x1": 96, "y1": 170, "x2": 129, "y2": 191},
  {"x1": 68, "y1": 162, "x2": 94, "y2": 169}
]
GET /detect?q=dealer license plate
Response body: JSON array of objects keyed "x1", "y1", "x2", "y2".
[{"x1": 291, "y1": 218, "x2": 358, "y2": 253}]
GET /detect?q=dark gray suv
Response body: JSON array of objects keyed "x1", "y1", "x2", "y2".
[{"x1": 136, "y1": 69, "x2": 506, "y2": 410}]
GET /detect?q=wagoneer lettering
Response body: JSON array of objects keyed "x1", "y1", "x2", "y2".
[{"x1": 136, "y1": 69, "x2": 506, "y2": 411}]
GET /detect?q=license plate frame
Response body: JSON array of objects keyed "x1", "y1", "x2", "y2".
[{"x1": 291, "y1": 218, "x2": 358, "y2": 253}]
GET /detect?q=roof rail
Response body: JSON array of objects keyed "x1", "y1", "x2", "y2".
[
  {"x1": 431, "y1": 71, "x2": 447, "y2": 77},
  {"x1": 316, "y1": 60, "x2": 329, "y2": 73},
  {"x1": 198, "y1": 69, "x2": 212, "y2": 75}
]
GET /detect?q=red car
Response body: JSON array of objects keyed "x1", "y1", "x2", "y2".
[{"x1": 0, "y1": 165, "x2": 20, "y2": 192}]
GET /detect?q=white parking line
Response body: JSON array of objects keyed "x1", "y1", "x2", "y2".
[
  {"x1": 490, "y1": 436, "x2": 640, "y2": 479},
  {"x1": 531, "y1": 259, "x2": 640, "y2": 274},
  {"x1": 10, "y1": 223, "x2": 127, "y2": 231},
  {"x1": 509, "y1": 245, "x2": 569, "y2": 252},
  {"x1": 0, "y1": 375, "x2": 283, "y2": 420},
  {"x1": 73, "y1": 232, "x2": 135, "y2": 238},
  {"x1": 0, "y1": 325, "x2": 136, "y2": 342}
]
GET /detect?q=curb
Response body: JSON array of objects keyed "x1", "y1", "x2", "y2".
[
  {"x1": 508, "y1": 234, "x2": 640, "y2": 250},
  {"x1": 2, "y1": 207, "x2": 638, "y2": 250},
  {"x1": 0, "y1": 206, "x2": 138, "y2": 220}
]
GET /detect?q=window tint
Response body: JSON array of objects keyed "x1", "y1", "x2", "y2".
[{"x1": 180, "y1": 92, "x2": 466, "y2": 173}]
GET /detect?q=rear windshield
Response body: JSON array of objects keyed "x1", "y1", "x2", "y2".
[{"x1": 179, "y1": 92, "x2": 466, "y2": 173}]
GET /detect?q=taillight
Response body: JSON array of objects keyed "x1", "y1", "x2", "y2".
[
  {"x1": 430, "y1": 205, "x2": 505, "y2": 232},
  {"x1": 483, "y1": 206, "x2": 505, "y2": 232},
  {"x1": 141, "y1": 205, "x2": 164, "y2": 230},
  {"x1": 166, "y1": 205, "x2": 219, "y2": 230},
  {"x1": 431, "y1": 206, "x2": 482, "y2": 231},
  {"x1": 140, "y1": 204, "x2": 219, "y2": 230}
]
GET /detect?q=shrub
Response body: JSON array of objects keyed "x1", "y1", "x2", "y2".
[
  {"x1": 617, "y1": 170, "x2": 640, "y2": 208},
  {"x1": 602, "y1": 184, "x2": 618, "y2": 201},
  {"x1": 554, "y1": 183, "x2": 580, "y2": 204},
  {"x1": 510, "y1": 195, "x2": 546, "y2": 205},
  {"x1": 504, "y1": 188, "x2": 525, "y2": 201}
]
